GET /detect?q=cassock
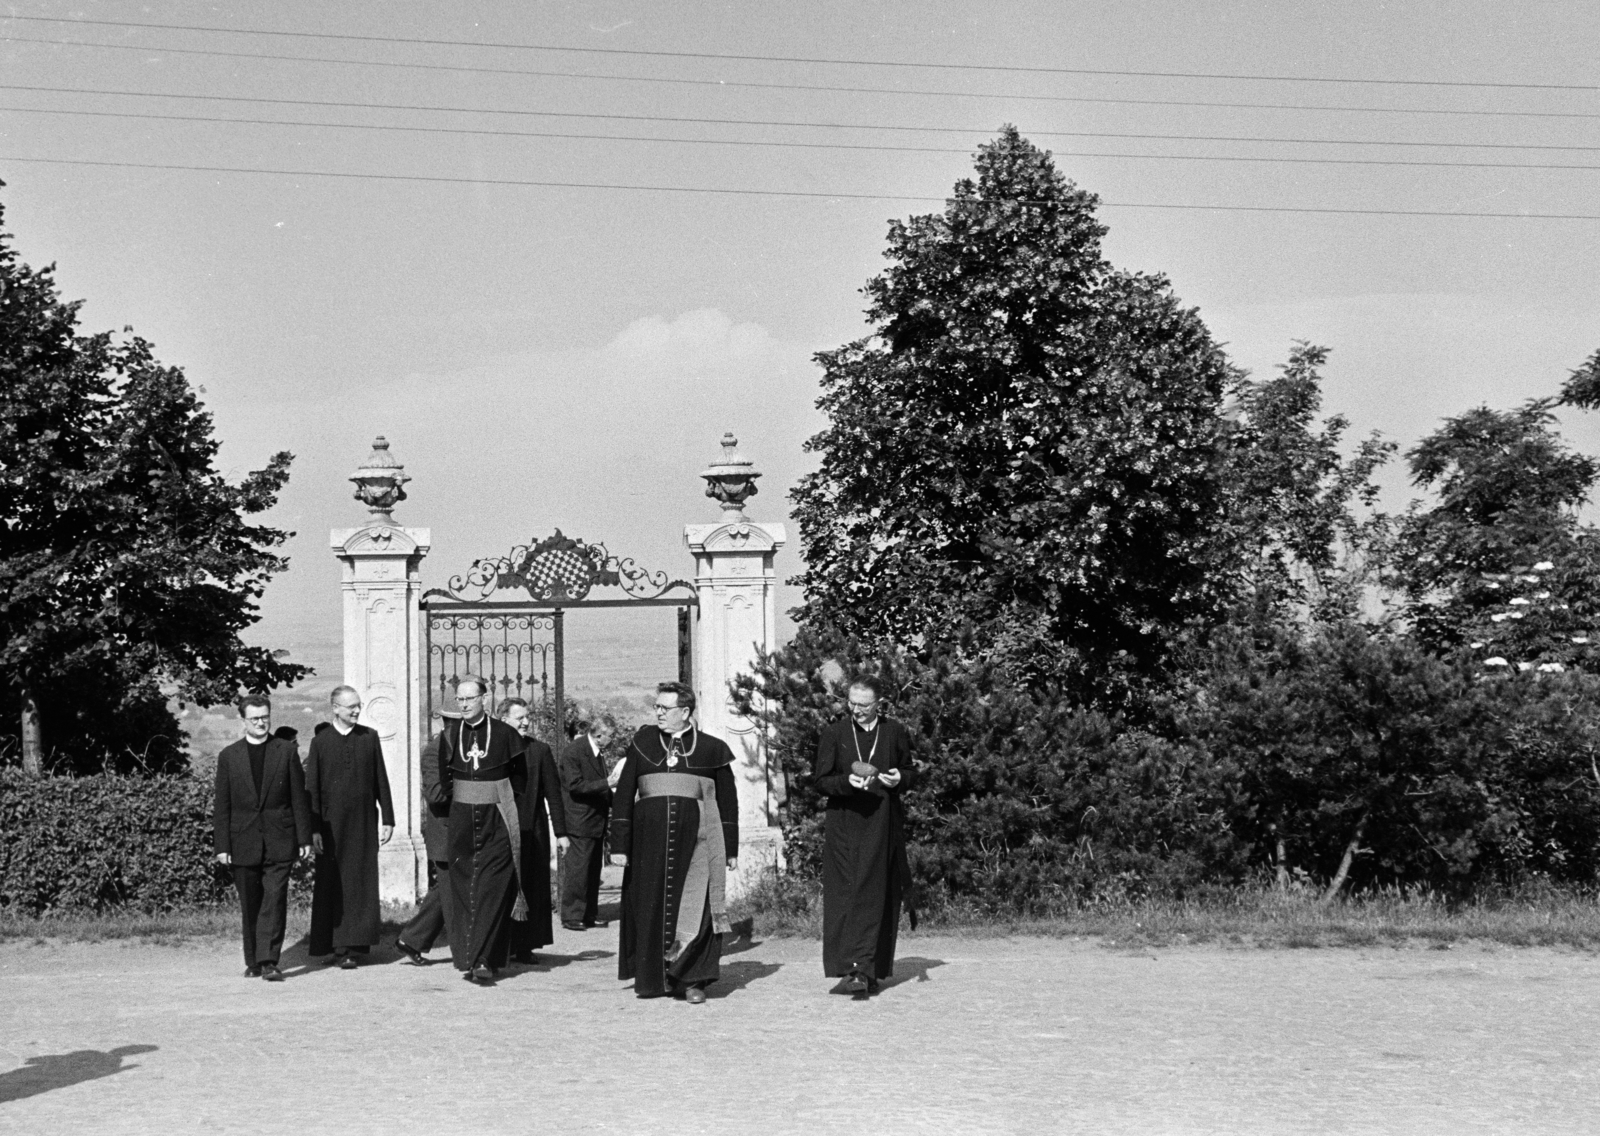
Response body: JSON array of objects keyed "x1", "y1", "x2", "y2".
[
  {"x1": 439, "y1": 714, "x2": 527, "y2": 973},
  {"x1": 397, "y1": 731, "x2": 452, "y2": 957},
  {"x1": 814, "y1": 715, "x2": 918, "y2": 980},
  {"x1": 305, "y1": 723, "x2": 395, "y2": 956},
  {"x1": 509, "y1": 734, "x2": 568, "y2": 960},
  {"x1": 610, "y1": 725, "x2": 739, "y2": 997}
]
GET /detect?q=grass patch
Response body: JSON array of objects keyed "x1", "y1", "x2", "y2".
[
  {"x1": 0, "y1": 902, "x2": 422, "y2": 946},
  {"x1": 732, "y1": 875, "x2": 1600, "y2": 950}
]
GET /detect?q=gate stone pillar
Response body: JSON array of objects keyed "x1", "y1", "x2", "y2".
[
  {"x1": 331, "y1": 437, "x2": 431, "y2": 905},
  {"x1": 685, "y1": 433, "x2": 786, "y2": 896}
]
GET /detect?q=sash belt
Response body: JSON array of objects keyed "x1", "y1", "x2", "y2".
[
  {"x1": 451, "y1": 777, "x2": 527, "y2": 921},
  {"x1": 636, "y1": 772, "x2": 730, "y2": 952}
]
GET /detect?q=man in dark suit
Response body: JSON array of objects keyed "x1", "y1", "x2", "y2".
[
  {"x1": 396, "y1": 728, "x2": 452, "y2": 965},
  {"x1": 214, "y1": 694, "x2": 312, "y2": 982},
  {"x1": 558, "y1": 717, "x2": 619, "y2": 931}
]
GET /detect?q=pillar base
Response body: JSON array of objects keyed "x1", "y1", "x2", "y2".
[
  {"x1": 727, "y1": 825, "x2": 784, "y2": 903},
  {"x1": 379, "y1": 835, "x2": 427, "y2": 906}
]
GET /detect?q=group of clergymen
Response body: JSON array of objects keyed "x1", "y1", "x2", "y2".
[{"x1": 212, "y1": 672, "x2": 916, "y2": 1001}]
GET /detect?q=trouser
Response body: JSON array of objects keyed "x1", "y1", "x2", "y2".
[
  {"x1": 399, "y1": 860, "x2": 452, "y2": 951},
  {"x1": 233, "y1": 860, "x2": 292, "y2": 968},
  {"x1": 560, "y1": 835, "x2": 605, "y2": 926}
]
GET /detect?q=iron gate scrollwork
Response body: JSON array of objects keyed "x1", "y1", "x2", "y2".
[{"x1": 421, "y1": 530, "x2": 697, "y2": 745}]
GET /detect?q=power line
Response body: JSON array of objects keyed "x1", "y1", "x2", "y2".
[
  {"x1": 12, "y1": 104, "x2": 1600, "y2": 174},
  {"x1": 8, "y1": 33, "x2": 1600, "y2": 122},
  {"x1": 6, "y1": 83, "x2": 1598, "y2": 152},
  {"x1": 5, "y1": 14, "x2": 1596, "y2": 92},
  {"x1": 4, "y1": 154, "x2": 1599, "y2": 219}
]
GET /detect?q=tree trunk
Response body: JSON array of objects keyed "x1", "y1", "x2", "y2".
[
  {"x1": 1273, "y1": 811, "x2": 1289, "y2": 890},
  {"x1": 20, "y1": 688, "x2": 42, "y2": 777},
  {"x1": 1321, "y1": 809, "x2": 1371, "y2": 905}
]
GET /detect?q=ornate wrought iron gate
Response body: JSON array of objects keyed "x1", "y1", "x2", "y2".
[{"x1": 420, "y1": 531, "x2": 696, "y2": 745}]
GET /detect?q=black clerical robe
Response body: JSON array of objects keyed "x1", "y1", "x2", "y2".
[
  {"x1": 510, "y1": 736, "x2": 568, "y2": 957},
  {"x1": 306, "y1": 723, "x2": 395, "y2": 955},
  {"x1": 814, "y1": 716, "x2": 917, "y2": 979},
  {"x1": 610, "y1": 725, "x2": 739, "y2": 997},
  {"x1": 439, "y1": 715, "x2": 525, "y2": 972}
]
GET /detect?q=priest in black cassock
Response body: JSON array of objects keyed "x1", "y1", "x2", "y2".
[
  {"x1": 610, "y1": 681, "x2": 739, "y2": 1004},
  {"x1": 306, "y1": 685, "x2": 395, "y2": 968},
  {"x1": 814, "y1": 675, "x2": 918, "y2": 997},
  {"x1": 500, "y1": 697, "x2": 569, "y2": 963},
  {"x1": 439, "y1": 676, "x2": 530, "y2": 984}
]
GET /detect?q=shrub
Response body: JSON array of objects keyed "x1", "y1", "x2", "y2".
[{"x1": 0, "y1": 768, "x2": 309, "y2": 915}]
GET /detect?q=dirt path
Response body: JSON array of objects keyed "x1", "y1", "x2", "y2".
[{"x1": 2, "y1": 929, "x2": 1597, "y2": 1134}]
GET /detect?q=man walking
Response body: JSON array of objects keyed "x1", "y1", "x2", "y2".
[
  {"x1": 501, "y1": 697, "x2": 569, "y2": 963},
  {"x1": 813, "y1": 675, "x2": 917, "y2": 997},
  {"x1": 306, "y1": 685, "x2": 395, "y2": 968},
  {"x1": 611, "y1": 682, "x2": 738, "y2": 1004},
  {"x1": 213, "y1": 694, "x2": 311, "y2": 982},
  {"x1": 439, "y1": 676, "x2": 526, "y2": 984},
  {"x1": 558, "y1": 717, "x2": 620, "y2": 931}
]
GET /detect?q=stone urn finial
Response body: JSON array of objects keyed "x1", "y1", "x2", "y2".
[
  {"x1": 699, "y1": 432, "x2": 761, "y2": 520},
  {"x1": 350, "y1": 436, "x2": 411, "y2": 523}
]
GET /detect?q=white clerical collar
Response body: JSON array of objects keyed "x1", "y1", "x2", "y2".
[
  {"x1": 332, "y1": 720, "x2": 355, "y2": 736},
  {"x1": 665, "y1": 725, "x2": 692, "y2": 739},
  {"x1": 464, "y1": 714, "x2": 488, "y2": 728}
]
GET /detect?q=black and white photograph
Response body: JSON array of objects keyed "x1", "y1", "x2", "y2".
[{"x1": 2, "y1": 2, "x2": 1598, "y2": 1132}]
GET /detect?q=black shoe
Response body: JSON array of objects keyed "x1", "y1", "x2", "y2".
[
  {"x1": 561, "y1": 922, "x2": 586, "y2": 931},
  {"x1": 260, "y1": 962, "x2": 284, "y2": 983},
  {"x1": 583, "y1": 919, "x2": 609, "y2": 929},
  {"x1": 844, "y1": 972, "x2": 869, "y2": 997},
  {"x1": 396, "y1": 940, "x2": 427, "y2": 966},
  {"x1": 338, "y1": 955, "x2": 359, "y2": 970},
  {"x1": 511, "y1": 951, "x2": 537, "y2": 965},
  {"x1": 866, "y1": 977, "x2": 880, "y2": 994},
  {"x1": 244, "y1": 965, "x2": 262, "y2": 978},
  {"x1": 469, "y1": 963, "x2": 495, "y2": 985},
  {"x1": 684, "y1": 986, "x2": 707, "y2": 1004}
]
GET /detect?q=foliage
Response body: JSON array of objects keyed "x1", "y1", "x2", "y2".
[
  {"x1": 0, "y1": 195, "x2": 307, "y2": 772},
  {"x1": 735, "y1": 625, "x2": 1246, "y2": 910},
  {"x1": 0, "y1": 768, "x2": 236, "y2": 915},
  {"x1": 1390, "y1": 361, "x2": 1600, "y2": 669},
  {"x1": 1220, "y1": 342, "x2": 1393, "y2": 624},
  {"x1": 790, "y1": 127, "x2": 1236, "y2": 699}
]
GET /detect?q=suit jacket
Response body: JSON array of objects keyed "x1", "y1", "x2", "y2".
[
  {"x1": 213, "y1": 735, "x2": 312, "y2": 866},
  {"x1": 517, "y1": 737, "x2": 569, "y2": 837},
  {"x1": 559, "y1": 735, "x2": 613, "y2": 838}
]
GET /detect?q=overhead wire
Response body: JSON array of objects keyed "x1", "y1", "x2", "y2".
[
  {"x1": 4, "y1": 83, "x2": 1597, "y2": 152},
  {"x1": 9, "y1": 104, "x2": 1600, "y2": 174},
  {"x1": 6, "y1": 33, "x2": 1599, "y2": 122},
  {"x1": 6, "y1": 14, "x2": 1598, "y2": 91},
  {"x1": 4, "y1": 154, "x2": 1599, "y2": 220}
]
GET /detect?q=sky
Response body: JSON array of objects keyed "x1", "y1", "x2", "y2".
[{"x1": 2, "y1": 0, "x2": 1598, "y2": 687}]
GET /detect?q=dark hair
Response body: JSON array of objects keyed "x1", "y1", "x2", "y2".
[
  {"x1": 455, "y1": 674, "x2": 489, "y2": 698},
  {"x1": 655, "y1": 681, "x2": 697, "y2": 715},
  {"x1": 569, "y1": 717, "x2": 593, "y2": 737},
  {"x1": 498, "y1": 697, "x2": 529, "y2": 720},
  {"x1": 237, "y1": 693, "x2": 271, "y2": 717},
  {"x1": 847, "y1": 674, "x2": 885, "y2": 700}
]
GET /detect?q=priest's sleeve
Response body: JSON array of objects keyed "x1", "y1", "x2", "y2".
[
  {"x1": 813, "y1": 724, "x2": 855, "y2": 798},
  {"x1": 372, "y1": 733, "x2": 396, "y2": 826},
  {"x1": 542, "y1": 750, "x2": 568, "y2": 836},
  {"x1": 609, "y1": 750, "x2": 641, "y2": 857},
  {"x1": 213, "y1": 750, "x2": 232, "y2": 858},
  {"x1": 714, "y1": 762, "x2": 739, "y2": 854}
]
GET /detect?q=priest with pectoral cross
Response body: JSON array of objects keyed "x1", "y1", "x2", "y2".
[
  {"x1": 439, "y1": 675, "x2": 530, "y2": 984},
  {"x1": 814, "y1": 674, "x2": 918, "y2": 997}
]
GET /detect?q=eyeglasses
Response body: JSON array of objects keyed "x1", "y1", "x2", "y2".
[
  {"x1": 334, "y1": 702, "x2": 362, "y2": 712},
  {"x1": 457, "y1": 693, "x2": 484, "y2": 702},
  {"x1": 244, "y1": 714, "x2": 271, "y2": 723},
  {"x1": 653, "y1": 704, "x2": 683, "y2": 715}
]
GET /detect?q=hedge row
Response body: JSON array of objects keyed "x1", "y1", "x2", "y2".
[{"x1": 0, "y1": 768, "x2": 310, "y2": 916}]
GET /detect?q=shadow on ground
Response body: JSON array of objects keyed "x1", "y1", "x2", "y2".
[
  {"x1": 707, "y1": 960, "x2": 783, "y2": 999},
  {"x1": 0, "y1": 1045, "x2": 158, "y2": 1104},
  {"x1": 880, "y1": 957, "x2": 945, "y2": 991}
]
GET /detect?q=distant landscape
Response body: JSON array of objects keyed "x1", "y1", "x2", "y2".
[{"x1": 185, "y1": 607, "x2": 681, "y2": 761}]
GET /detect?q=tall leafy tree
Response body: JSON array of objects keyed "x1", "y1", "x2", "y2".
[
  {"x1": 1221, "y1": 342, "x2": 1394, "y2": 626},
  {"x1": 0, "y1": 195, "x2": 307, "y2": 774},
  {"x1": 791, "y1": 127, "x2": 1235, "y2": 697},
  {"x1": 1391, "y1": 348, "x2": 1600, "y2": 670}
]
